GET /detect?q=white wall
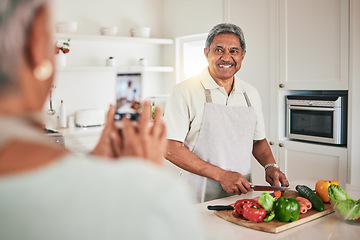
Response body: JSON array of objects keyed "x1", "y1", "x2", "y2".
[
  {"x1": 161, "y1": 0, "x2": 226, "y2": 87},
  {"x1": 53, "y1": 0, "x2": 164, "y2": 37},
  {"x1": 161, "y1": 0, "x2": 224, "y2": 38}
]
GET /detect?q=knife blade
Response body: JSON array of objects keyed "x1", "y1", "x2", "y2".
[
  {"x1": 207, "y1": 205, "x2": 234, "y2": 211},
  {"x1": 250, "y1": 185, "x2": 290, "y2": 191}
]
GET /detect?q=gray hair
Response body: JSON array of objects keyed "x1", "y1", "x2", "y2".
[
  {"x1": 0, "y1": 0, "x2": 50, "y2": 94},
  {"x1": 205, "y1": 23, "x2": 246, "y2": 54}
]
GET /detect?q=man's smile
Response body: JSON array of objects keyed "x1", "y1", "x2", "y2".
[{"x1": 217, "y1": 62, "x2": 235, "y2": 68}]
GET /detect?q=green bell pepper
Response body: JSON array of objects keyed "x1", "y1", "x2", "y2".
[{"x1": 273, "y1": 197, "x2": 300, "y2": 222}]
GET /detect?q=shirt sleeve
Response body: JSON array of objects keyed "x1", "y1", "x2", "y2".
[{"x1": 163, "y1": 85, "x2": 191, "y2": 143}]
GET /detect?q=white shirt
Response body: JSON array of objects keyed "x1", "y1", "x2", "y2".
[
  {"x1": 0, "y1": 155, "x2": 207, "y2": 240},
  {"x1": 164, "y1": 68, "x2": 266, "y2": 151}
]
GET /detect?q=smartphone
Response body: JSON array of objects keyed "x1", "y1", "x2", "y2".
[{"x1": 114, "y1": 72, "x2": 142, "y2": 122}]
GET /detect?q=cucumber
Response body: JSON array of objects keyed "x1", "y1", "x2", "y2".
[{"x1": 295, "y1": 185, "x2": 324, "y2": 211}]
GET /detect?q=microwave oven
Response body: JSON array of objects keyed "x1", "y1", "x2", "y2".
[{"x1": 286, "y1": 95, "x2": 347, "y2": 145}]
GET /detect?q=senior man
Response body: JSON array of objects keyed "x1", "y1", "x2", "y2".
[{"x1": 164, "y1": 23, "x2": 289, "y2": 202}]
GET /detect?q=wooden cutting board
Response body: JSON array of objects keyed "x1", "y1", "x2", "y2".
[{"x1": 214, "y1": 190, "x2": 334, "y2": 233}]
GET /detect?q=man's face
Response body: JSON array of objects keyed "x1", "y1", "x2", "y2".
[{"x1": 204, "y1": 33, "x2": 246, "y2": 82}]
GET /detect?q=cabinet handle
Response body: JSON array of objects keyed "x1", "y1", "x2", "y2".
[
  {"x1": 269, "y1": 141, "x2": 274, "y2": 145},
  {"x1": 279, "y1": 84, "x2": 284, "y2": 88},
  {"x1": 279, "y1": 143, "x2": 284, "y2": 147}
]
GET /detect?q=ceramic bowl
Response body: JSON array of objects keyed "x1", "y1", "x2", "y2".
[
  {"x1": 329, "y1": 196, "x2": 360, "y2": 225},
  {"x1": 133, "y1": 27, "x2": 151, "y2": 38},
  {"x1": 100, "y1": 26, "x2": 118, "y2": 36},
  {"x1": 56, "y1": 21, "x2": 78, "y2": 33}
]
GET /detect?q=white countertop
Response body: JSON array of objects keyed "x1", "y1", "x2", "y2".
[
  {"x1": 54, "y1": 126, "x2": 103, "y2": 153},
  {"x1": 197, "y1": 179, "x2": 360, "y2": 240},
  {"x1": 56, "y1": 126, "x2": 104, "y2": 137}
]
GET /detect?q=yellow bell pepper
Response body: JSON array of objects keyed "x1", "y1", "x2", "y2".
[{"x1": 315, "y1": 180, "x2": 339, "y2": 203}]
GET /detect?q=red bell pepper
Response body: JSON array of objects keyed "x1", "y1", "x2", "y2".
[
  {"x1": 242, "y1": 203, "x2": 267, "y2": 223},
  {"x1": 234, "y1": 199, "x2": 260, "y2": 216}
]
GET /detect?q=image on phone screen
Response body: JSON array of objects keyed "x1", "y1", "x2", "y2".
[{"x1": 115, "y1": 72, "x2": 142, "y2": 121}]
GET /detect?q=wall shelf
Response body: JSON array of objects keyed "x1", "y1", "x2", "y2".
[
  {"x1": 56, "y1": 65, "x2": 174, "y2": 73},
  {"x1": 55, "y1": 33, "x2": 174, "y2": 45}
]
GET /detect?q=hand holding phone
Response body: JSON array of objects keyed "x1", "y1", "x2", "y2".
[{"x1": 120, "y1": 101, "x2": 167, "y2": 166}]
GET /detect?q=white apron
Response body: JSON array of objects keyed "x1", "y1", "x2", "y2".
[{"x1": 180, "y1": 88, "x2": 257, "y2": 202}]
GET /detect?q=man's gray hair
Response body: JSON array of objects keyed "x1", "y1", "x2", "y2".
[
  {"x1": 0, "y1": 0, "x2": 49, "y2": 93},
  {"x1": 205, "y1": 23, "x2": 246, "y2": 54}
]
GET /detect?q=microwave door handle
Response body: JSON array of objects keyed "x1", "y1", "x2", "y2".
[{"x1": 289, "y1": 106, "x2": 335, "y2": 111}]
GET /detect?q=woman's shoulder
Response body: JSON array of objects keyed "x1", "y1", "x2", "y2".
[{"x1": 0, "y1": 139, "x2": 67, "y2": 176}]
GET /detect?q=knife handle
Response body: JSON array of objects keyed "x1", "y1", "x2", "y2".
[{"x1": 207, "y1": 205, "x2": 234, "y2": 211}]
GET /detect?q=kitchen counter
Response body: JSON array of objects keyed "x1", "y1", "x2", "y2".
[
  {"x1": 197, "y1": 179, "x2": 360, "y2": 240},
  {"x1": 56, "y1": 126, "x2": 103, "y2": 153}
]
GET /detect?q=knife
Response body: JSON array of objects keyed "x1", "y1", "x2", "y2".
[
  {"x1": 207, "y1": 205, "x2": 234, "y2": 211},
  {"x1": 251, "y1": 185, "x2": 290, "y2": 191}
]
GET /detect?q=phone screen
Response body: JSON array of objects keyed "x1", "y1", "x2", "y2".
[{"x1": 115, "y1": 72, "x2": 142, "y2": 121}]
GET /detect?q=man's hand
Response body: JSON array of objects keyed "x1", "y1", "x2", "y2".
[
  {"x1": 218, "y1": 170, "x2": 252, "y2": 195},
  {"x1": 265, "y1": 167, "x2": 289, "y2": 187}
]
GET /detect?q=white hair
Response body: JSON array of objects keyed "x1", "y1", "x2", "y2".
[
  {"x1": 205, "y1": 23, "x2": 246, "y2": 54},
  {"x1": 0, "y1": 0, "x2": 50, "y2": 94}
]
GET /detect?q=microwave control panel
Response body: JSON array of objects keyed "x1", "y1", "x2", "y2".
[
  {"x1": 287, "y1": 100, "x2": 338, "y2": 107},
  {"x1": 286, "y1": 95, "x2": 344, "y2": 108}
]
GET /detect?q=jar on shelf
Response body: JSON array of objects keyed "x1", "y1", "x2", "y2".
[
  {"x1": 139, "y1": 58, "x2": 148, "y2": 66},
  {"x1": 106, "y1": 57, "x2": 116, "y2": 66}
]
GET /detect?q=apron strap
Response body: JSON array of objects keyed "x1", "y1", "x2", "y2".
[
  {"x1": 202, "y1": 81, "x2": 252, "y2": 107},
  {"x1": 204, "y1": 89, "x2": 212, "y2": 103},
  {"x1": 243, "y1": 92, "x2": 252, "y2": 107}
]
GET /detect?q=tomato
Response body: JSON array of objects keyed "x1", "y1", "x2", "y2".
[{"x1": 315, "y1": 180, "x2": 339, "y2": 203}]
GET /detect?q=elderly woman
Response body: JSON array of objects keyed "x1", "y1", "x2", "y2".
[{"x1": 0, "y1": 0, "x2": 206, "y2": 239}]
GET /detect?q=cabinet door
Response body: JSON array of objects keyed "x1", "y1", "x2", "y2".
[
  {"x1": 279, "y1": 0, "x2": 349, "y2": 90},
  {"x1": 278, "y1": 141, "x2": 348, "y2": 186}
]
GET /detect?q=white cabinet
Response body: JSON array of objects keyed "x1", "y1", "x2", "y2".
[
  {"x1": 251, "y1": 0, "x2": 350, "y2": 186},
  {"x1": 269, "y1": 1, "x2": 350, "y2": 184},
  {"x1": 277, "y1": 141, "x2": 348, "y2": 186},
  {"x1": 252, "y1": 140, "x2": 348, "y2": 187},
  {"x1": 348, "y1": 0, "x2": 360, "y2": 186},
  {"x1": 278, "y1": 0, "x2": 349, "y2": 90}
]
